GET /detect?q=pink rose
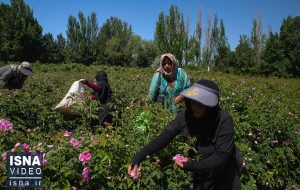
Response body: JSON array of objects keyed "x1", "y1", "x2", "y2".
[
  {"x1": 22, "y1": 143, "x2": 30, "y2": 152},
  {"x1": 71, "y1": 187, "x2": 77, "y2": 190},
  {"x1": 64, "y1": 131, "x2": 72, "y2": 137},
  {"x1": 2, "y1": 152, "x2": 7, "y2": 160},
  {"x1": 79, "y1": 151, "x2": 91, "y2": 165},
  {"x1": 82, "y1": 167, "x2": 91, "y2": 182},
  {"x1": 69, "y1": 138, "x2": 79, "y2": 149},
  {"x1": 14, "y1": 143, "x2": 21, "y2": 148},
  {"x1": 42, "y1": 153, "x2": 47, "y2": 166},
  {"x1": 173, "y1": 154, "x2": 187, "y2": 164},
  {"x1": 130, "y1": 166, "x2": 141, "y2": 180},
  {"x1": 0, "y1": 119, "x2": 13, "y2": 131}
]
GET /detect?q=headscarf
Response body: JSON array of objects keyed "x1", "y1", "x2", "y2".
[
  {"x1": 183, "y1": 79, "x2": 221, "y2": 133},
  {"x1": 95, "y1": 71, "x2": 108, "y2": 84},
  {"x1": 94, "y1": 71, "x2": 113, "y2": 104},
  {"x1": 156, "y1": 53, "x2": 178, "y2": 82}
]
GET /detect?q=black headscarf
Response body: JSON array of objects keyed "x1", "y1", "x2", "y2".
[
  {"x1": 183, "y1": 79, "x2": 221, "y2": 139},
  {"x1": 94, "y1": 71, "x2": 113, "y2": 104}
]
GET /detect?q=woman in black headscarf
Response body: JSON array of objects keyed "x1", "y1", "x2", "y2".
[
  {"x1": 128, "y1": 79, "x2": 242, "y2": 190},
  {"x1": 81, "y1": 71, "x2": 114, "y2": 125}
]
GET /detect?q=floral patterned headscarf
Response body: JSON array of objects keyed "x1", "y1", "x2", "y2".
[{"x1": 156, "y1": 53, "x2": 178, "y2": 82}]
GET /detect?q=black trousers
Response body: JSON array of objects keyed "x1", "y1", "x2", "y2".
[{"x1": 193, "y1": 159, "x2": 241, "y2": 190}]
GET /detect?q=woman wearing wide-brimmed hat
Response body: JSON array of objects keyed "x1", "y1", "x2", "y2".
[
  {"x1": 0, "y1": 61, "x2": 34, "y2": 89},
  {"x1": 129, "y1": 79, "x2": 242, "y2": 190}
]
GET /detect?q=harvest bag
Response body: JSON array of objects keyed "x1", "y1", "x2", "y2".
[{"x1": 54, "y1": 80, "x2": 86, "y2": 115}]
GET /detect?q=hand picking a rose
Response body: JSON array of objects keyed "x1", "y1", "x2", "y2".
[
  {"x1": 173, "y1": 154, "x2": 188, "y2": 168},
  {"x1": 128, "y1": 164, "x2": 141, "y2": 180}
]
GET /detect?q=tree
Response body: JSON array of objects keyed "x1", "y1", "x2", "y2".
[
  {"x1": 187, "y1": 7, "x2": 202, "y2": 66},
  {"x1": 0, "y1": 0, "x2": 43, "y2": 62},
  {"x1": 155, "y1": 5, "x2": 186, "y2": 66},
  {"x1": 215, "y1": 19, "x2": 231, "y2": 70},
  {"x1": 65, "y1": 15, "x2": 79, "y2": 63},
  {"x1": 261, "y1": 32, "x2": 287, "y2": 76},
  {"x1": 126, "y1": 35, "x2": 159, "y2": 67},
  {"x1": 155, "y1": 12, "x2": 168, "y2": 54},
  {"x1": 40, "y1": 33, "x2": 59, "y2": 63},
  {"x1": 56, "y1": 33, "x2": 66, "y2": 63},
  {"x1": 203, "y1": 13, "x2": 212, "y2": 70},
  {"x1": 194, "y1": 8, "x2": 202, "y2": 64},
  {"x1": 211, "y1": 15, "x2": 219, "y2": 60},
  {"x1": 279, "y1": 16, "x2": 300, "y2": 77},
  {"x1": 97, "y1": 17, "x2": 133, "y2": 66},
  {"x1": 251, "y1": 13, "x2": 265, "y2": 66},
  {"x1": 235, "y1": 35, "x2": 255, "y2": 74},
  {"x1": 183, "y1": 15, "x2": 190, "y2": 65},
  {"x1": 65, "y1": 12, "x2": 99, "y2": 65}
]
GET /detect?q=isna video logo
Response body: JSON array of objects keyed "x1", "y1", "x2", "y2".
[{"x1": 6, "y1": 152, "x2": 43, "y2": 188}]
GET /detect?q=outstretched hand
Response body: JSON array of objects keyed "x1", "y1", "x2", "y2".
[
  {"x1": 174, "y1": 95, "x2": 184, "y2": 104},
  {"x1": 128, "y1": 164, "x2": 141, "y2": 180},
  {"x1": 173, "y1": 154, "x2": 188, "y2": 168},
  {"x1": 79, "y1": 79, "x2": 87, "y2": 83}
]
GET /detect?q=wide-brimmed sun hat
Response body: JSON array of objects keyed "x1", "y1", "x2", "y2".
[
  {"x1": 19, "y1": 61, "x2": 33, "y2": 76},
  {"x1": 180, "y1": 79, "x2": 219, "y2": 107}
]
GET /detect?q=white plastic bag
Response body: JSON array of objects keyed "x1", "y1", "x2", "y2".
[{"x1": 54, "y1": 80, "x2": 86, "y2": 115}]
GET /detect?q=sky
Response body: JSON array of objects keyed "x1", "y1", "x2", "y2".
[{"x1": 1, "y1": 0, "x2": 299, "y2": 49}]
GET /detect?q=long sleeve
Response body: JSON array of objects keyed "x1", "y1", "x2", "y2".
[
  {"x1": 147, "y1": 72, "x2": 160, "y2": 102},
  {"x1": 0, "y1": 69, "x2": 13, "y2": 86},
  {"x1": 131, "y1": 112, "x2": 185, "y2": 165},
  {"x1": 181, "y1": 69, "x2": 190, "y2": 90},
  {"x1": 183, "y1": 116, "x2": 234, "y2": 174},
  {"x1": 84, "y1": 80, "x2": 101, "y2": 92},
  {"x1": 197, "y1": 145, "x2": 215, "y2": 158}
]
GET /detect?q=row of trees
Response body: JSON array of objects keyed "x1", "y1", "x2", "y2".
[
  {"x1": 0, "y1": 0, "x2": 158, "y2": 67},
  {"x1": 0, "y1": 0, "x2": 299, "y2": 77}
]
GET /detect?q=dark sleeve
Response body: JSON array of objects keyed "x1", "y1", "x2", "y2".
[
  {"x1": 0, "y1": 69, "x2": 13, "y2": 84},
  {"x1": 183, "y1": 115, "x2": 234, "y2": 174},
  {"x1": 131, "y1": 112, "x2": 185, "y2": 165},
  {"x1": 84, "y1": 80, "x2": 101, "y2": 92},
  {"x1": 197, "y1": 145, "x2": 215, "y2": 158}
]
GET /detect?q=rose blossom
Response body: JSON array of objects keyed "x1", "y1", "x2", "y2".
[
  {"x1": 14, "y1": 143, "x2": 21, "y2": 148},
  {"x1": 64, "y1": 131, "x2": 72, "y2": 137},
  {"x1": 0, "y1": 119, "x2": 13, "y2": 131},
  {"x1": 79, "y1": 151, "x2": 91, "y2": 165},
  {"x1": 82, "y1": 167, "x2": 91, "y2": 182},
  {"x1": 69, "y1": 138, "x2": 80, "y2": 149},
  {"x1": 173, "y1": 154, "x2": 187, "y2": 164},
  {"x1": 2, "y1": 152, "x2": 7, "y2": 160},
  {"x1": 130, "y1": 166, "x2": 141, "y2": 180},
  {"x1": 42, "y1": 153, "x2": 47, "y2": 166},
  {"x1": 22, "y1": 143, "x2": 30, "y2": 152}
]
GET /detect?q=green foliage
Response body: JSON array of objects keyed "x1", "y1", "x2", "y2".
[
  {"x1": 0, "y1": 0, "x2": 43, "y2": 62},
  {"x1": 154, "y1": 6, "x2": 186, "y2": 66},
  {"x1": 214, "y1": 19, "x2": 232, "y2": 71},
  {"x1": 40, "y1": 33, "x2": 63, "y2": 63},
  {"x1": 234, "y1": 35, "x2": 256, "y2": 74},
  {"x1": 260, "y1": 32, "x2": 287, "y2": 77},
  {"x1": 65, "y1": 12, "x2": 99, "y2": 65},
  {"x1": 0, "y1": 64, "x2": 299, "y2": 189},
  {"x1": 279, "y1": 16, "x2": 300, "y2": 77},
  {"x1": 97, "y1": 17, "x2": 132, "y2": 66}
]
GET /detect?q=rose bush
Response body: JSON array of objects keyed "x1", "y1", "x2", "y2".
[{"x1": 0, "y1": 63, "x2": 299, "y2": 189}]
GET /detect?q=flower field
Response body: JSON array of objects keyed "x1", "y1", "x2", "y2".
[{"x1": 0, "y1": 63, "x2": 299, "y2": 189}]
